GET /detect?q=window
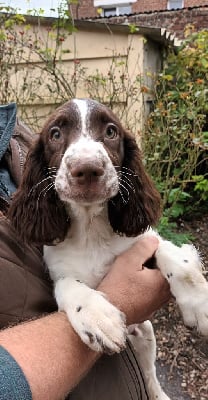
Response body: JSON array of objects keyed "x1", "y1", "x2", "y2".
[
  {"x1": 103, "y1": 5, "x2": 131, "y2": 17},
  {"x1": 103, "y1": 8, "x2": 117, "y2": 17},
  {"x1": 94, "y1": 1, "x2": 135, "y2": 17},
  {"x1": 94, "y1": 0, "x2": 136, "y2": 5},
  {"x1": 118, "y1": 5, "x2": 131, "y2": 15},
  {"x1": 167, "y1": 0, "x2": 184, "y2": 10}
]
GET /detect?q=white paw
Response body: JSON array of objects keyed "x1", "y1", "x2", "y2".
[
  {"x1": 155, "y1": 241, "x2": 203, "y2": 279},
  {"x1": 68, "y1": 291, "x2": 127, "y2": 353},
  {"x1": 147, "y1": 392, "x2": 171, "y2": 400},
  {"x1": 179, "y1": 290, "x2": 208, "y2": 336},
  {"x1": 128, "y1": 321, "x2": 155, "y2": 354},
  {"x1": 150, "y1": 393, "x2": 171, "y2": 400},
  {"x1": 156, "y1": 240, "x2": 208, "y2": 336}
]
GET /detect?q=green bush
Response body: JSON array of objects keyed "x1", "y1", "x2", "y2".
[{"x1": 143, "y1": 30, "x2": 208, "y2": 240}]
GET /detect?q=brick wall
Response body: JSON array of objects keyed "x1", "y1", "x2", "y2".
[
  {"x1": 70, "y1": 0, "x2": 208, "y2": 18},
  {"x1": 70, "y1": 0, "x2": 96, "y2": 19},
  {"x1": 132, "y1": 0, "x2": 167, "y2": 13},
  {"x1": 132, "y1": 0, "x2": 208, "y2": 13},
  {"x1": 108, "y1": 6, "x2": 208, "y2": 38},
  {"x1": 184, "y1": 0, "x2": 208, "y2": 7},
  {"x1": 69, "y1": 1, "x2": 208, "y2": 39}
]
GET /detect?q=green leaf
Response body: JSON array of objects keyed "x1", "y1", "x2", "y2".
[
  {"x1": 129, "y1": 24, "x2": 139, "y2": 34},
  {"x1": 162, "y1": 74, "x2": 174, "y2": 81}
]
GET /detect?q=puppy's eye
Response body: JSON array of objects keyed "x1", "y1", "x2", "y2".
[
  {"x1": 105, "y1": 124, "x2": 118, "y2": 139},
  {"x1": 50, "y1": 127, "x2": 61, "y2": 141}
]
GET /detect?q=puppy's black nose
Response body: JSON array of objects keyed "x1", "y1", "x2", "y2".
[{"x1": 70, "y1": 161, "x2": 104, "y2": 184}]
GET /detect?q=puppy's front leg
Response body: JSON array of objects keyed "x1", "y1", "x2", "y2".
[
  {"x1": 156, "y1": 241, "x2": 208, "y2": 336},
  {"x1": 129, "y1": 321, "x2": 171, "y2": 400},
  {"x1": 55, "y1": 277, "x2": 127, "y2": 353}
]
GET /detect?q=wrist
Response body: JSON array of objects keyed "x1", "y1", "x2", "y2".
[{"x1": 98, "y1": 274, "x2": 136, "y2": 325}]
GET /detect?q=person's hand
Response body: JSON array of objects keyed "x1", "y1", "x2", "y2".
[{"x1": 98, "y1": 236, "x2": 171, "y2": 325}]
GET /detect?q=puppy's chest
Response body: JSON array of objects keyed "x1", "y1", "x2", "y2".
[{"x1": 44, "y1": 224, "x2": 137, "y2": 289}]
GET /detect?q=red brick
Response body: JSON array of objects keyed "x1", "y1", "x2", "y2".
[
  {"x1": 71, "y1": 2, "x2": 208, "y2": 39},
  {"x1": 72, "y1": 0, "x2": 208, "y2": 18}
]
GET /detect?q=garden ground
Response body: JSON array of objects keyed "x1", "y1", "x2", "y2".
[{"x1": 154, "y1": 215, "x2": 208, "y2": 400}]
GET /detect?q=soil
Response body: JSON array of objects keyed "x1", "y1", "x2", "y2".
[{"x1": 154, "y1": 215, "x2": 208, "y2": 400}]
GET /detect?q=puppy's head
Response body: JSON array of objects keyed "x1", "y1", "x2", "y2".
[{"x1": 9, "y1": 99, "x2": 161, "y2": 243}]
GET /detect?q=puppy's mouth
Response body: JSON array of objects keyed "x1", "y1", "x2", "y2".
[
  {"x1": 55, "y1": 175, "x2": 119, "y2": 204},
  {"x1": 70, "y1": 186, "x2": 115, "y2": 203}
]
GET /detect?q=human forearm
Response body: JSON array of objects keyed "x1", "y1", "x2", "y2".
[{"x1": 0, "y1": 312, "x2": 99, "y2": 400}]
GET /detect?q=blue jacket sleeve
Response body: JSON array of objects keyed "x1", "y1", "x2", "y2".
[{"x1": 0, "y1": 345, "x2": 32, "y2": 400}]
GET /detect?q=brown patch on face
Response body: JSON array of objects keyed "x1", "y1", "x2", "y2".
[
  {"x1": 40, "y1": 101, "x2": 82, "y2": 169},
  {"x1": 86, "y1": 100, "x2": 124, "y2": 167}
]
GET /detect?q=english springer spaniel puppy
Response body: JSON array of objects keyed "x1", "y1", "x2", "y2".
[{"x1": 9, "y1": 99, "x2": 208, "y2": 400}]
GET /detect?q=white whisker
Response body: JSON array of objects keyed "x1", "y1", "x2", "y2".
[
  {"x1": 116, "y1": 170, "x2": 138, "y2": 178},
  {"x1": 37, "y1": 182, "x2": 55, "y2": 204},
  {"x1": 120, "y1": 166, "x2": 138, "y2": 176},
  {"x1": 43, "y1": 183, "x2": 55, "y2": 198},
  {"x1": 119, "y1": 182, "x2": 130, "y2": 196},
  {"x1": 118, "y1": 189, "x2": 127, "y2": 205},
  {"x1": 118, "y1": 176, "x2": 135, "y2": 192},
  {"x1": 118, "y1": 182, "x2": 130, "y2": 205},
  {"x1": 28, "y1": 176, "x2": 55, "y2": 197},
  {"x1": 118, "y1": 189, "x2": 128, "y2": 205}
]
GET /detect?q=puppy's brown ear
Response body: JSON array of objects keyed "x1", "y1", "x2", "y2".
[
  {"x1": 8, "y1": 138, "x2": 68, "y2": 245},
  {"x1": 108, "y1": 131, "x2": 161, "y2": 236}
]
